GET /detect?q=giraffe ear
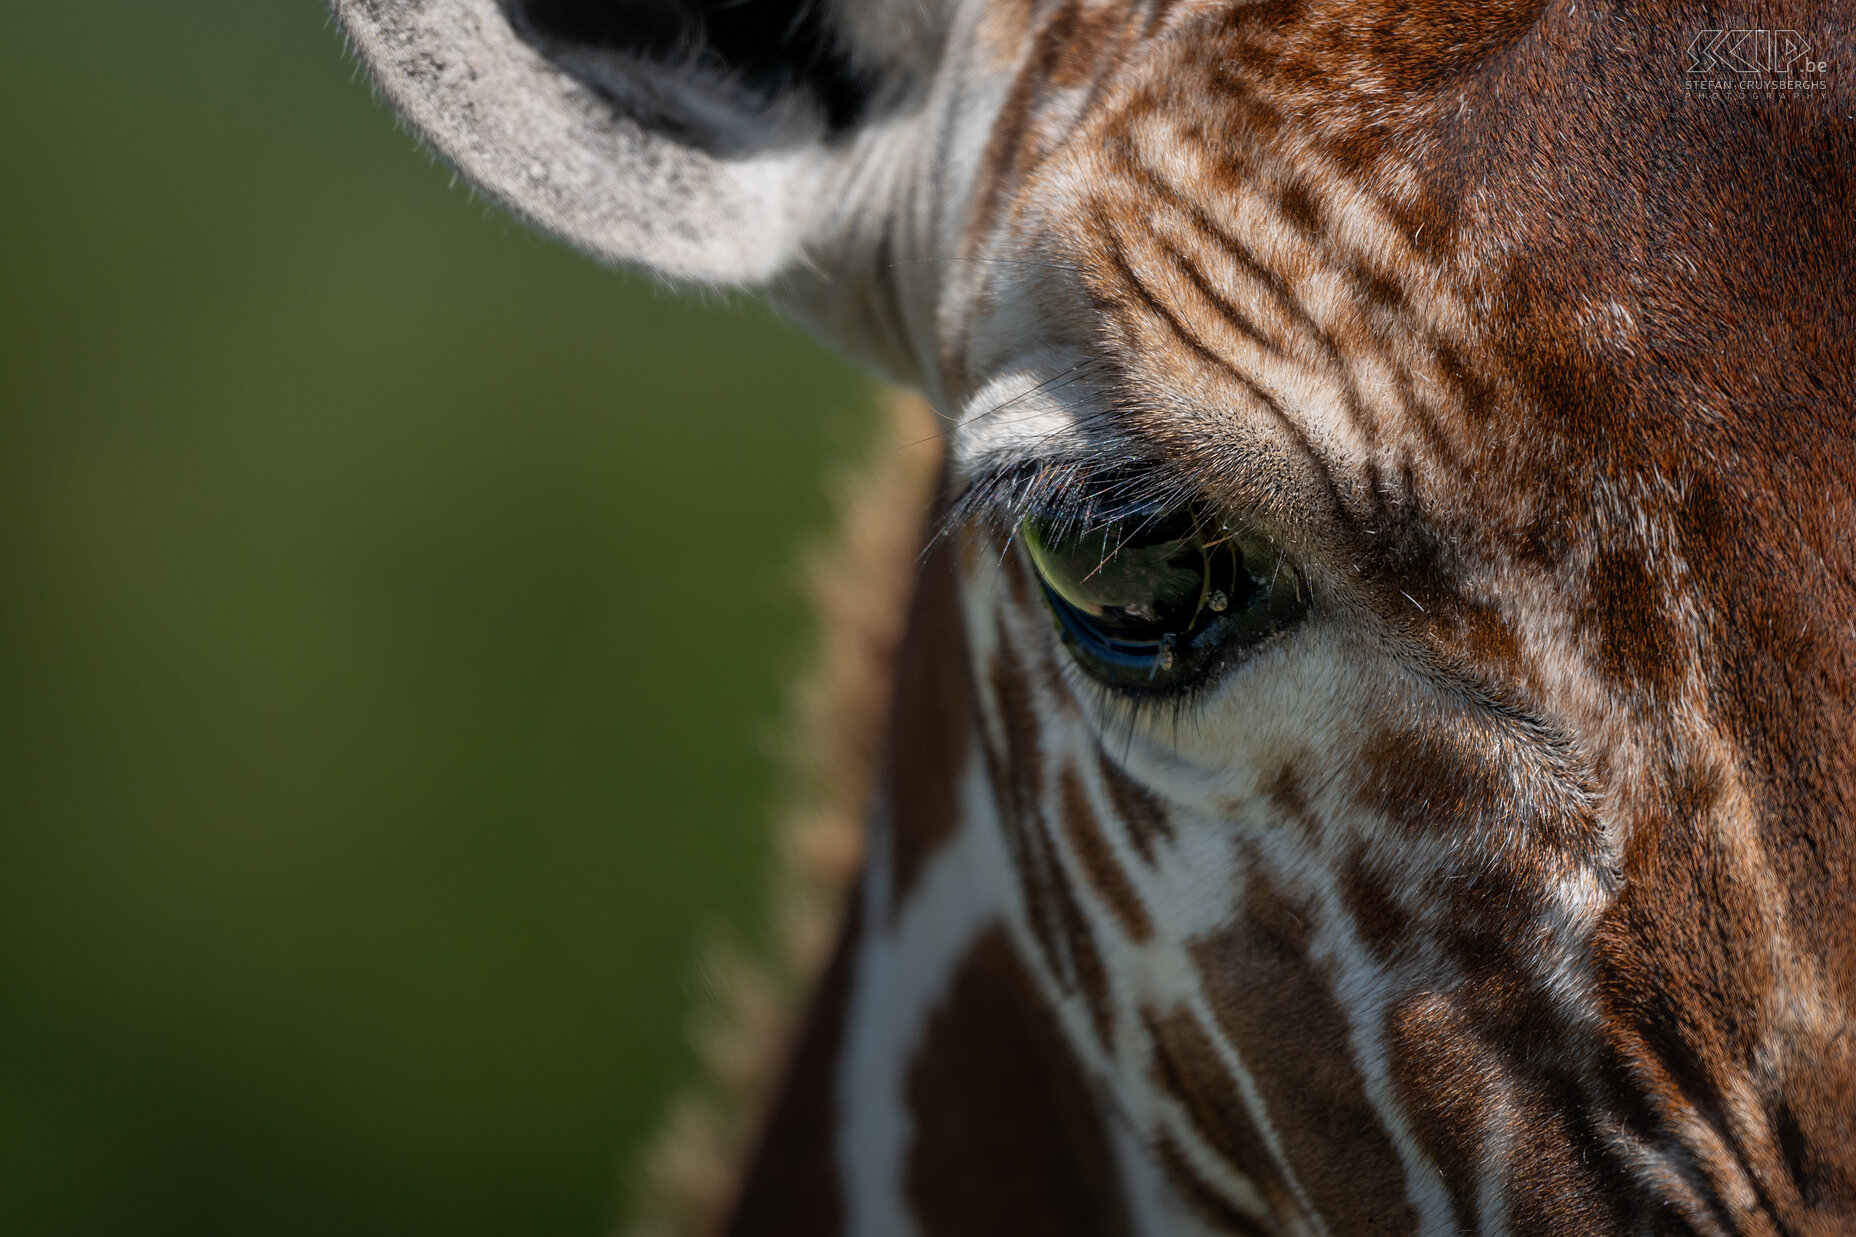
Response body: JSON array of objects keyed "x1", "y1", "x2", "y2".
[{"x1": 332, "y1": 0, "x2": 936, "y2": 288}]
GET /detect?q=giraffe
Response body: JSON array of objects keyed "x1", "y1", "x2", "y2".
[{"x1": 332, "y1": 0, "x2": 1856, "y2": 1232}]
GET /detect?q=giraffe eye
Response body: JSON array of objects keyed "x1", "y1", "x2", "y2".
[{"x1": 1021, "y1": 507, "x2": 1307, "y2": 693}]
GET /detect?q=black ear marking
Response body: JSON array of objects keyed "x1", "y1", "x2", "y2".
[{"x1": 510, "y1": 0, "x2": 873, "y2": 133}]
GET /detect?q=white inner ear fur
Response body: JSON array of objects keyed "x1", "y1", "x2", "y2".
[
  {"x1": 334, "y1": 0, "x2": 1019, "y2": 392},
  {"x1": 334, "y1": 0, "x2": 826, "y2": 282}
]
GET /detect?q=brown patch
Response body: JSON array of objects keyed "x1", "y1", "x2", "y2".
[
  {"x1": 1382, "y1": 991, "x2": 1487, "y2": 1235},
  {"x1": 724, "y1": 896, "x2": 864, "y2": 1237},
  {"x1": 1275, "y1": 178, "x2": 1324, "y2": 237},
  {"x1": 1143, "y1": 1006, "x2": 1300, "y2": 1222},
  {"x1": 1049, "y1": 837, "x2": 1118, "y2": 1051},
  {"x1": 1263, "y1": 760, "x2": 1315, "y2": 830},
  {"x1": 1582, "y1": 546, "x2": 1679, "y2": 705},
  {"x1": 905, "y1": 925, "x2": 1135, "y2": 1237},
  {"x1": 1099, "y1": 751, "x2": 1174, "y2": 864},
  {"x1": 1337, "y1": 848, "x2": 1410, "y2": 964},
  {"x1": 1150, "y1": 1130, "x2": 1275, "y2": 1237},
  {"x1": 984, "y1": 637, "x2": 1053, "y2": 934},
  {"x1": 885, "y1": 519, "x2": 973, "y2": 920},
  {"x1": 986, "y1": 637, "x2": 1117, "y2": 1048},
  {"x1": 1059, "y1": 763, "x2": 1153, "y2": 942},
  {"x1": 1192, "y1": 869, "x2": 1418, "y2": 1235}
]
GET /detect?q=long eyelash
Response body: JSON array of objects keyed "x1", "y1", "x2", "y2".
[{"x1": 937, "y1": 454, "x2": 1201, "y2": 545}]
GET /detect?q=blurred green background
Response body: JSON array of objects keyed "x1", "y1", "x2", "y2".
[{"x1": 0, "y1": 3, "x2": 876, "y2": 1234}]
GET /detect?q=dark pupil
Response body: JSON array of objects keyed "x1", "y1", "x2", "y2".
[
  {"x1": 1022, "y1": 505, "x2": 1306, "y2": 689},
  {"x1": 1024, "y1": 510, "x2": 1233, "y2": 644},
  {"x1": 1025, "y1": 503, "x2": 1282, "y2": 675}
]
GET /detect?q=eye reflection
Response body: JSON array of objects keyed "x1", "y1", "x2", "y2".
[{"x1": 1021, "y1": 506, "x2": 1305, "y2": 692}]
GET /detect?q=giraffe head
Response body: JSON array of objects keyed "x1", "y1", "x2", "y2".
[{"x1": 337, "y1": 1, "x2": 1856, "y2": 1231}]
